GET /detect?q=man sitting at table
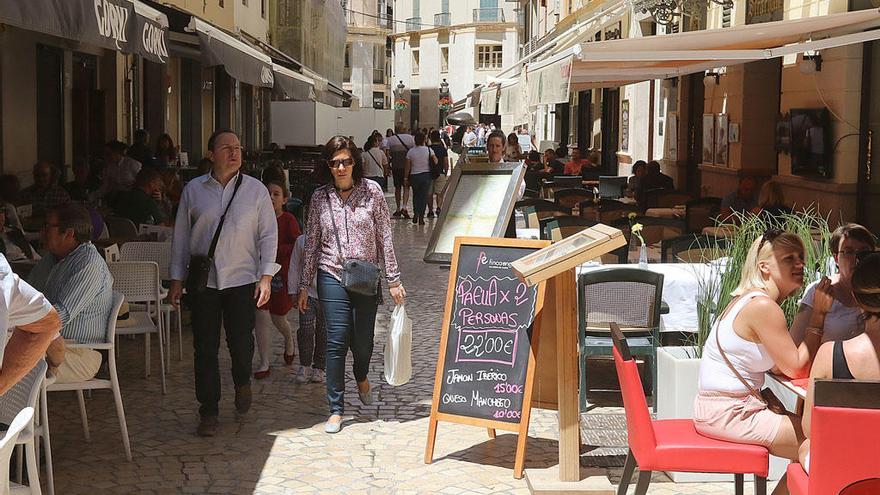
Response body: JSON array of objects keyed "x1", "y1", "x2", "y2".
[
  {"x1": 98, "y1": 140, "x2": 142, "y2": 205},
  {"x1": 41, "y1": 204, "x2": 112, "y2": 384},
  {"x1": 719, "y1": 176, "x2": 758, "y2": 221},
  {"x1": 18, "y1": 161, "x2": 71, "y2": 217},
  {"x1": 564, "y1": 148, "x2": 590, "y2": 176},
  {"x1": 113, "y1": 168, "x2": 167, "y2": 227}
]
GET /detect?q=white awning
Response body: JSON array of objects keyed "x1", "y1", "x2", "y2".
[
  {"x1": 527, "y1": 9, "x2": 880, "y2": 91},
  {"x1": 480, "y1": 85, "x2": 499, "y2": 114}
]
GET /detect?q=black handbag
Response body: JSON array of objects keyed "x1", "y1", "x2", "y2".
[
  {"x1": 185, "y1": 173, "x2": 243, "y2": 294},
  {"x1": 326, "y1": 188, "x2": 381, "y2": 296}
]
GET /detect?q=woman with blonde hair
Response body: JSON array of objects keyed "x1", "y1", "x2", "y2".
[{"x1": 694, "y1": 229, "x2": 825, "y2": 474}]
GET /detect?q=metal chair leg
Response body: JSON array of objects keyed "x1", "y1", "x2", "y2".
[
  {"x1": 755, "y1": 475, "x2": 767, "y2": 495},
  {"x1": 735, "y1": 473, "x2": 744, "y2": 495},
  {"x1": 634, "y1": 470, "x2": 652, "y2": 495},
  {"x1": 617, "y1": 450, "x2": 637, "y2": 495},
  {"x1": 75, "y1": 390, "x2": 90, "y2": 441}
]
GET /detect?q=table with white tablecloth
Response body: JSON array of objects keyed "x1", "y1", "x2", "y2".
[{"x1": 578, "y1": 262, "x2": 715, "y2": 333}]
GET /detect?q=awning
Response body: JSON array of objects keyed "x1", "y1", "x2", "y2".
[
  {"x1": 527, "y1": 8, "x2": 880, "y2": 92},
  {"x1": 0, "y1": 0, "x2": 169, "y2": 63},
  {"x1": 480, "y1": 85, "x2": 499, "y2": 114},
  {"x1": 187, "y1": 17, "x2": 273, "y2": 88},
  {"x1": 272, "y1": 64, "x2": 315, "y2": 101}
]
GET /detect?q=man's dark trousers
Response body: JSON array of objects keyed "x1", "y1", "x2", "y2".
[{"x1": 189, "y1": 283, "x2": 255, "y2": 417}]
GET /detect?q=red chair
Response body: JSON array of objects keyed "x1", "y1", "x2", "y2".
[
  {"x1": 786, "y1": 379, "x2": 880, "y2": 495},
  {"x1": 609, "y1": 322, "x2": 769, "y2": 495}
]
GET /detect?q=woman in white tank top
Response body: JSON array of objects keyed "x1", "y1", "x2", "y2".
[{"x1": 694, "y1": 229, "x2": 825, "y2": 466}]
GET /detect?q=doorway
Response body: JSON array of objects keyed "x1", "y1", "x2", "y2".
[
  {"x1": 36, "y1": 44, "x2": 64, "y2": 170},
  {"x1": 142, "y1": 60, "x2": 165, "y2": 143},
  {"x1": 684, "y1": 73, "x2": 705, "y2": 196},
  {"x1": 180, "y1": 59, "x2": 203, "y2": 164},
  {"x1": 601, "y1": 88, "x2": 620, "y2": 173},
  {"x1": 71, "y1": 52, "x2": 105, "y2": 172},
  {"x1": 576, "y1": 90, "x2": 592, "y2": 152},
  {"x1": 215, "y1": 68, "x2": 232, "y2": 130}
]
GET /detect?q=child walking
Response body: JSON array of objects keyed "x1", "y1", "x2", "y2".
[
  {"x1": 254, "y1": 180, "x2": 301, "y2": 379},
  {"x1": 289, "y1": 234, "x2": 326, "y2": 383}
]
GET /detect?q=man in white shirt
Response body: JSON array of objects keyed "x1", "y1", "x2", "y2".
[
  {"x1": 168, "y1": 129, "x2": 280, "y2": 437},
  {"x1": 463, "y1": 127, "x2": 478, "y2": 147},
  {"x1": 0, "y1": 254, "x2": 61, "y2": 394}
]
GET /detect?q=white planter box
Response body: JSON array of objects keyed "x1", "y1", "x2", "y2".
[{"x1": 656, "y1": 347, "x2": 787, "y2": 482}]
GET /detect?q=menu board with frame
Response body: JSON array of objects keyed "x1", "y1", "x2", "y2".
[
  {"x1": 423, "y1": 162, "x2": 525, "y2": 264},
  {"x1": 424, "y1": 237, "x2": 549, "y2": 479},
  {"x1": 511, "y1": 224, "x2": 626, "y2": 286}
]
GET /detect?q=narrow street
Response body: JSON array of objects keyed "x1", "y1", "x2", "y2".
[{"x1": 48, "y1": 194, "x2": 755, "y2": 494}]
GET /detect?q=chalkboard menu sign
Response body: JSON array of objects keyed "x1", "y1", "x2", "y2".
[{"x1": 425, "y1": 237, "x2": 548, "y2": 479}]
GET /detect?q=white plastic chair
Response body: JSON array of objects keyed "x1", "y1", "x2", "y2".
[
  {"x1": 0, "y1": 408, "x2": 34, "y2": 495},
  {"x1": 47, "y1": 292, "x2": 132, "y2": 461},
  {"x1": 107, "y1": 262, "x2": 167, "y2": 394},
  {"x1": 120, "y1": 242, "x2": 181, "y2": 367},
  {"x1": 0, "y1": 361, "x2": 48, "y2": 495}
]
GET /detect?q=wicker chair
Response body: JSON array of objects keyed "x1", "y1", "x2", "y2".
[
  {"x1": 661, "y1": 234, "x2": 729, "y2": 263},
  {"x1": 0, "y1": 360, "x2": 49, "y2": 495},
  {"x1": 632, "y1": 216, "x2": 685, "y2": 246},
  {"x1": 578, "y1": 268, "x2": 664, "y2": 411},
  {"x1": 645, "y1": 190, "x2": 693, "y2": 209},
  {"x1": 104, "y1": 217, "x2": 138, "y2": 240},
  {"x1": 598, "y1": 200, "x2": 641, "y2": 224},
  {"x1": 522, "y1": 204, "x2": 572, "y2": 228},
  {"x1": 544, "y1": 217, "x2": 598, "y2": 241},
  {"x1": 598, "y1": 176, "x2": 628, "y2": 199},
  {"x1": 554, "y1": 188, "x2": 593, "y2": 210}
]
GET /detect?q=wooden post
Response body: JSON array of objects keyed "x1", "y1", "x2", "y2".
[{"x1": 553, "y1": 268, "x2": 580, "y2": 481}]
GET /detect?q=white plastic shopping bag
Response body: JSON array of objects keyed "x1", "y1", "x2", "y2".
[{"x1": 384, "y1": 304, "x2": 412, "y2": 386}]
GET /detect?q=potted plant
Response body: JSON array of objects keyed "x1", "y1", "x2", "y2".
[
  {"x1": 657, "y1": 208, "x2": 832, "y2": 481},
  {"x1": 627, "y1": 212, "x2": 647, "y2": 268}
]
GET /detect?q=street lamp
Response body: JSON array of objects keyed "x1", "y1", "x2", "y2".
[
  {"x1": 439, "y1": 78, "x2": 449, "y2": 97},
  {"x1": 438, "y1": 78, "x2": 451, "y2": 127},
  {"x1": 394, "y1": 81, "x2": 407, "y2": 111}
]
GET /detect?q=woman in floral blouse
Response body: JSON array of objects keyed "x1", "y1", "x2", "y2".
[{"x1": 297, "y1": 136, "x2": 407, "y2": 433}]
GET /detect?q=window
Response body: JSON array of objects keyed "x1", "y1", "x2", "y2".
[
  {"x1": 413, "y1": 0, "x2": 420, "y2": 17},
  {"x1": 441, "y1": 47, "x2": 449, "y2": 72},
  {"x1": 476, "y1": 45, "x2": 502, "y2": 70},
  {"x1": 219, "y1": 0, "x2": 224, "y2": 7},
  {"x1": 344, "y1": 44, "x2": 351, "y2": 83},
  {"x1": 242, "y1": 0, "x2": 247, "y2": 6},
  {"x1": 373, "y1": 45, "x2": 386, "y2": 84},
  {"x1": 412, "y1": 49, "x2": 420, "y2": 75}
]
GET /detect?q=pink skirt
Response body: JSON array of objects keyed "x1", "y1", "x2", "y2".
[{"x1": 693, "y1": 390, "x2": 785, "y2": 448}]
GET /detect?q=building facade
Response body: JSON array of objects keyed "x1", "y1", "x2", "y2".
[
  {"x1": 342, "y1": 0, "x2": 393, "y2": 109},
  {"x1": 391, "y1": 0, "x2": 520, "y2": 130}
]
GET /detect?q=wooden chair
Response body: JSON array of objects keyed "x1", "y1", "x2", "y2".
[
  {"x1": 554, "y1": 188, "x2": 592, "y2": 210},
  {"x1": 632, "y1": 216, "x2": 685, "y2": 246},
  {"x1": 599, "y1": 200, "x2": 640, "y2": 224},
  {"x1": 685, "y1": 197, "x2": 722, "y2": 233},
  {"x1": 645, "y1": 190, "x2": 693, "y2": 209},
  {"x1": 661, "y1": 234, "x2": 729, "y2": 263},
  {"x1": 545, "y1": 217, "x2": 598, "y2": 242},
  {"x1": 578, "y1": 268, "x2": 664, "y2": 411}
]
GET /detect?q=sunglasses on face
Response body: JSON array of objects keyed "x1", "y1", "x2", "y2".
[{"x1": 328, "y1": 158, "x2": 354, "y2": 169}]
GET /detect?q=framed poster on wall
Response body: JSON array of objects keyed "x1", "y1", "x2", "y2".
[
  {"x1": 620, "y1": 100, "x2": 630, "y2": 152},
  {"x1": 715, "y1": 114, "x2": 729, "y2": 166},
  {"x1": 702, "y1": 114, "x2": 715, "y2": 164}
]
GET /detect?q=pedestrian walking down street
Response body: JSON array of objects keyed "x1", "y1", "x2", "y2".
[
  {"x1": 169, "y1": 129, "x2": 280, "y2": 438},
  {"x1": 404, "y1": 132, "x2": 436, "y2": 226},
  {"x1": 253, "y1": 180, "x2": 301, "y2": 379},
  {"x1": 288, "y1": 234, "x2": 326, "y2": 384},
  {"x1": 298, "y1": 136, "x2": 406, "y2": 434}
]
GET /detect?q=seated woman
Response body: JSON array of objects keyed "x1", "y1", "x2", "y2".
[
  {"x1": 750, "y1": 180, "x2": 791, "y2": 221},
  {"x1": 694, "y1": 230, "x2": 824, "y2": 465},
  {"x1": 791, "y1": 223, "x2": 876, "y2": 344},
  {"x1": 799, "y1": 252, "x2": 880, "y2": 471}
]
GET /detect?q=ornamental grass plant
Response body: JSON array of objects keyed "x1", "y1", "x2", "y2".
[{"x1": 688, "y1": 208, "x2": 833, "y2": 357}]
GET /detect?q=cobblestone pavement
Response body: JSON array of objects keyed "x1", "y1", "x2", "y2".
[{"x1": 47, "y1": 193, "x2": 781, "y2": 494}]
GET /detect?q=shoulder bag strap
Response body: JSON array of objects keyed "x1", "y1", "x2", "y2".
[
  {"x1": 395, "y1": 134, "x2": 411, "y2": 150},
  {"x1": 207, "y1": 173, "x2": 243, "y2": 259},
  {"x1": 714, "y1": 294, "x2": 767, "y2": 403},
  {"x1": 325, "y1": 188, "x2": 345, "y2": 262},
  {"x1": 366, "y1": 150, "x2": 382, "y2": 169}
]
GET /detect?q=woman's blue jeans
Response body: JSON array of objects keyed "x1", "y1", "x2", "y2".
[
  {"x1": 409, "y1": 172, "x2": 433, "y2": 218},
  {"x1": 317, "y1": 270, "x2": 379, "y2": 415}
]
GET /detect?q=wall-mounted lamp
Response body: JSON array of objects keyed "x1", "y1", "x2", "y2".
[
  {"x1": 704, "y1": 70, "x2": 721, "y2": 85},
  {"x1": 800, "y1": 52, "x2": 822, "y2": 73},
  {"x1": 202, "y1": 80, "x2": 214, "y2": 91}
]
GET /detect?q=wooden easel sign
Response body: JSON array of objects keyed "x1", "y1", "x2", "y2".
[{"x1": 424, "y1": 237, "x2": 549, "y2": 479}]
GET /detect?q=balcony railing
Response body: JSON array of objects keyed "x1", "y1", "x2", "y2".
[
  {"x1": 434, "y1": 12, "x2": 451, "y2": 27},
  {"x1": 473, "y1": 8, "x2": 504, "y2": 23},
  {"x1": 405, "y1": 17, "x2": 422, "y2": 32}
]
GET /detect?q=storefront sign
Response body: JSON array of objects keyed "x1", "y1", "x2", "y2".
[
  {"x1": 746, "y1": 0, "x2": 783, "y2": 24},
  {"x1": 0, "y1": 0, "x2": 169, "y2": 64}
]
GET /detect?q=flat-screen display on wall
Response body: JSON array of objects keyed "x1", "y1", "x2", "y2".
[{"x1": 789, "y1": 108, "x2": 832, "y2": 178}]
